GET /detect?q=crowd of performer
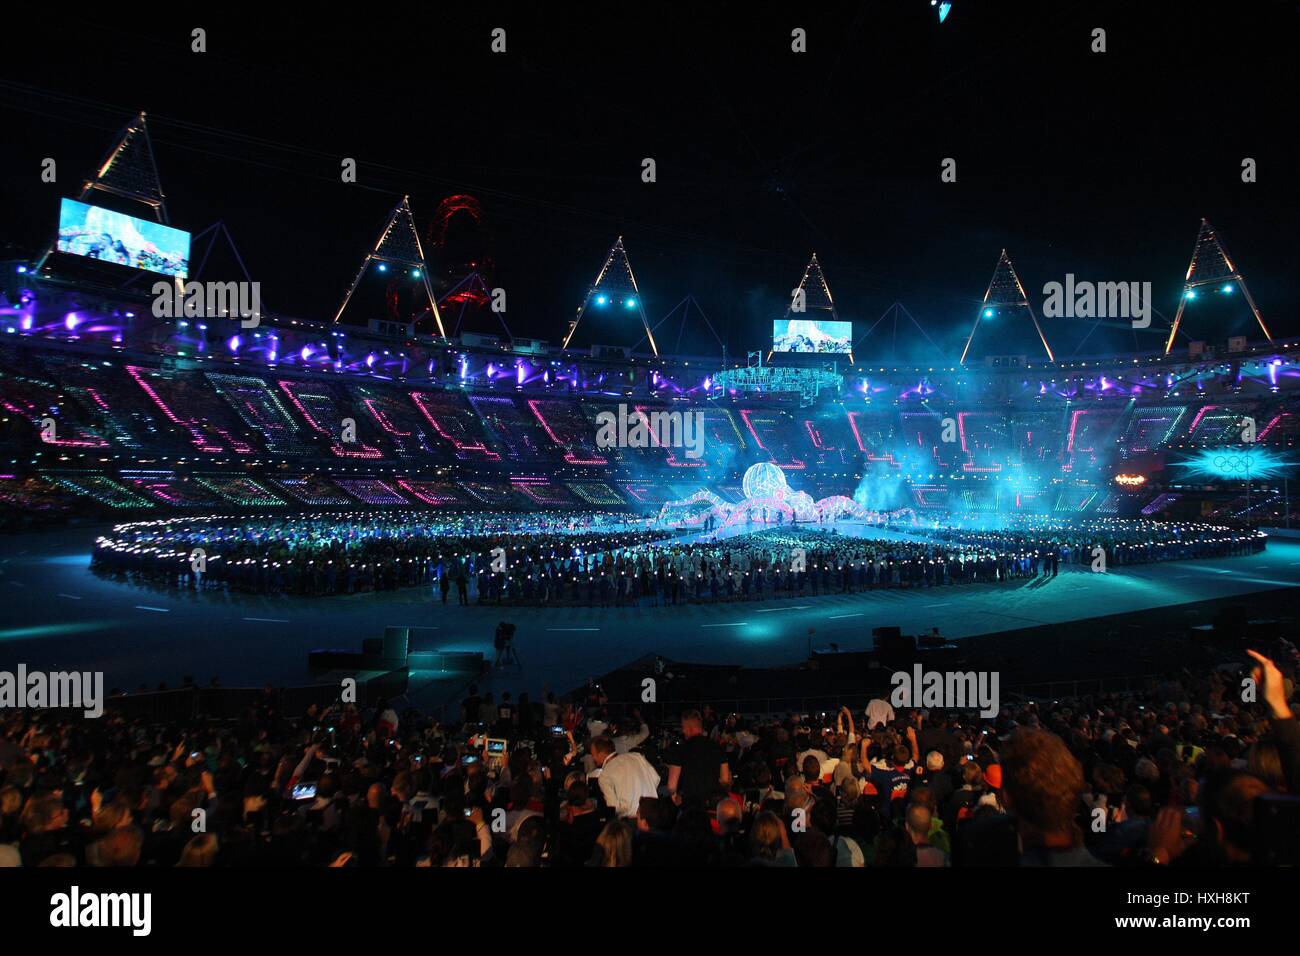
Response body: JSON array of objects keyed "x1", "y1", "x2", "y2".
[
  {"x1": 91, "y1": 509, "x2": 1266, "y2": 605},
  {"x1": 91, "y1": 510, "x2": 661, "y2": 597},
  {"x1": 919, "y1": 515, "x2": 1263, "y2": 566}
]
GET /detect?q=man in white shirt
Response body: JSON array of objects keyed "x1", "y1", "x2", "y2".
[
  {"x1": 590, "y1": 735, "x2": 660, "y2": 819},
  {"x1": 865, "y1": 697, "x2": 895, "y2": 730}
]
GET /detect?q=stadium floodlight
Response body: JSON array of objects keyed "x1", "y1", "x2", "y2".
[
  {"x1": 960, "y1": 250, "x2": 1054, "y2": 364},
  {"x1": 333, "y1": 196, "x2": 445, "y2": 336},
  {"x1": 564, "y1": 237, "x2": 658, "y2": 355},
  {"x1": 1165, "y1": 220, "x2": 1270, "y2": 353}
]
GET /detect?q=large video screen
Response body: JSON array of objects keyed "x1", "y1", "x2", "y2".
[
  {"x1": 773, "y1": 318, "x2": 852, "y2": 354},
  {"x1": 56, "y1": 198, "x2": 190, "y2": 278}
]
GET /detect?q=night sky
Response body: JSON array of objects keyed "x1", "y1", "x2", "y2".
[{"x1": 2, "y1": 2, "x2": 1297, "y2": 360}]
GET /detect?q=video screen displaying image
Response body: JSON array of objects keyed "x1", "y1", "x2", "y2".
[
  {"x1": 772, "y1": 317, "x2": 852, "y2": 353},
  {"x1": 56, "y1": 198, "x2": 190, "y2": 277}
]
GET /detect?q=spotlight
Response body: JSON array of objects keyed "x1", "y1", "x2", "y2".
[
  {"x1": 595, "y1": 294, "x2": 608, "y2": 306},
  {"x1": 624, "y1": 297, "x2": 637, "y2": 308},
  {"x1": 377, "y1": 263, "x2": 387, "y2": 273},
  {"x1": 1186, "y1": 290, "x2": 1197, "y2": 300},
  {"x1": 1221, "y1": 283, "x2": 1234, "y2": 294},
  {"x1": 983, "y1": 308, "x2": 995, "y2": 319}
]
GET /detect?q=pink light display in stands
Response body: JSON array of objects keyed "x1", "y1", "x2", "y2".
[
  {"x1": 510, "y1": 476, "x2": 576, "y2": 506},
  {"x1": 957, "y1": 412, "x2": 1002, "y2": 473},
  {"x1": 527, "y1": 399, "x2": 607, "y2": 465},
  {"x1": 333, "y1": 478, "x2": 409, "y2": 505},
  {"x1": 396, "y1": 479, "x2": 464, "y2": 505},
  {"x1": 278, "y1": 381, "x2": 383, "y2": 459},
  {"x1": 410, "y1": 391, "x2": 500, "y2": 460},
  {"x1": 632, "y1": 404, "x2": 705, "y2": 468},
  {"x1": 126, "y1": 366, "x2": 253, "y2": 454}
]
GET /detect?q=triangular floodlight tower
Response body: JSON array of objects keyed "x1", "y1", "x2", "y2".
[
  {"x1": 35, "y1": 110, "x2": 169, "y2": 273},
  {"x1": 959, "y1": 249, "x2": 1054, "y2": 365},
  {"x1": 1163, "y1": 218, "x2": 1270, "y2": 354},
  {"x1": 773, "y1": 253, "x2": 851, "y2": 362},
  {"x1": 332, "y1": 195, "x2": 445, "y2": 338},
  {"x1": 563, "y1": 237, "x2": 658, "y2": 356},
  {"x1": 793, "y1": 252, "x2": 836, "y2": 313}
]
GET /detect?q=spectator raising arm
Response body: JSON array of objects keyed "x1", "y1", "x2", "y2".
[{"x1": 1249, "y1": 649, "x2": 1299, "y2": 792}]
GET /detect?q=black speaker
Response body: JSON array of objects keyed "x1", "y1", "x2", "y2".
[
  {"x1": 382, "y1": 626, "x2": 410, "y2": 661},
  {"x1": 873, "y1": 626, "x2": 914, "y2": 655}
]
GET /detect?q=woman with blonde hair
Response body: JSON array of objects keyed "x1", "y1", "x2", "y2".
[
  {"x1": 591, "y1": 818, "x2": 634, "y2": 867},
  {"x1": 176, "y1": 832, "x2": 219, "y2": 867},
  {"x1": 748, "y1": 810, "x2": 796, "y2": 866}
]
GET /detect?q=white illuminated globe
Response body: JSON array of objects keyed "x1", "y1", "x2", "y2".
[{"x1": 742, "y1": 462, "x2": 788, "y2": 500}]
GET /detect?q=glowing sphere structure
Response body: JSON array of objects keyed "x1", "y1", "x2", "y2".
[{"x1": 742, "y1": 462, "x2": 788, "y2": 500}]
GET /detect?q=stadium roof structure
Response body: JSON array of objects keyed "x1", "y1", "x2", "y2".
[
  {"x1": 332, "y1": 195, "x2": 445, "y2": 337},
  {"x1": 960, "y1": 249, "x2": 1055, "y2": 365},
  {"x1": 563, "y1": 236, "x2": 657, "y2": 356},
  {"x1": 635, "y1": 294, "x2": 726, "y2": 359},
  {"x1": 1164, "y1": 218, "x2": 1271, "y2": 354},
  {"x1": 439, "y1": 271, "x2": 510, "y2": 339},
  {"x1": 853, "y1": 302, "x2": 947, "y2": 363}
]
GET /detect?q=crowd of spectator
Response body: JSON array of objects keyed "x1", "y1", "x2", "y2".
[{"x1": 2, "y1": 640, "x2": 1295, "y2": 868}]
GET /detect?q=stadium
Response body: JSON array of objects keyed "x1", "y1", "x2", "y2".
[{"x1": 0, "y1": 3, "x2": 1297, "y2": 901}]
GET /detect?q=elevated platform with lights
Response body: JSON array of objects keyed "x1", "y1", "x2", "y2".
[{"x1": 709, "y1": 364, "x2": 843, "y2": 406}]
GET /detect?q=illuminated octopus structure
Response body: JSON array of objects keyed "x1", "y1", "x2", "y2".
[{"x1": 657, "y1": 462, "x2": 913, "y2": 529}]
